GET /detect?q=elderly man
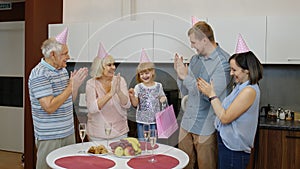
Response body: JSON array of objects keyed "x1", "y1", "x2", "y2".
[{"x1": 28, "y1": 28, "x2": 88, "y2": 169}]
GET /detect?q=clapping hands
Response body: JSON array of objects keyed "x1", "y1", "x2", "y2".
[
  {"x1": 70, "y1": 67, "x2": 88, "y2": 91},
  {"x1": 197, "y1": 78, "x2": 216, "y2": 98},
  {"x1": 174, "y1": 53, "x2": 188, "y2": 80},
  {"x1": 111, "y1": 73, "x2": 121, "y2": 95}
]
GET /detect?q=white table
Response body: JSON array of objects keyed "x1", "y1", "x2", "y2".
[{"x1": 47, "y1": 141, "x2": 189, "y2": 169}]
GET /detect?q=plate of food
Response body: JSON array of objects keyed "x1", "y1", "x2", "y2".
[
  {"x1": 109, "y1": 137, "x2": 142, "y2": 158},
  {"x1": 87, "y1": 144, "x2": 109, "y2": 156}
]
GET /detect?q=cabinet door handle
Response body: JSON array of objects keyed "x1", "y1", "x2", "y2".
[{"x1": 286, "y1": 135, "x2": 300, "y2": 139}]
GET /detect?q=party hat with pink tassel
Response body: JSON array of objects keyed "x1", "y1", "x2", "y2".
[
  {"x1": 191, "y1": 16, "x2": 199, "y2": 26},
  {"x1": 140, "y1": 48, "x2": 151, "y2": 63},
  {"x1": 97, "y1": 42, "x2": 109, "y2": 59},
  {"x1": 55, "y1": 27, "x2": 68, "y2": 44},
  {"x1": 235, "y1": 34, "x2": 250, "y2": 54}
]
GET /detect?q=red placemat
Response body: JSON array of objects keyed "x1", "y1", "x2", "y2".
[
  {"x1": 127, "y1": 154, "x2": 179, "y2": 169},
  {"x1": 140, "y1": 141, "x2": 159, "y2": 151},
  {"x1": 55, "y1": 155, "x2": 115, "y2": 169}
]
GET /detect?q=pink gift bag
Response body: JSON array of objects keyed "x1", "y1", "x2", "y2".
[{"x1": 155, "y1": 104, "x2": 178, "y2": 138}]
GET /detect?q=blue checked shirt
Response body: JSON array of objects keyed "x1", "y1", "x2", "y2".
[{"x1": 177, "y1": 45, "x2": 230, "y2": 136}]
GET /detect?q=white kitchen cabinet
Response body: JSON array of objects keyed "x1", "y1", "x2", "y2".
[
  {"x1": 208, "y1": 16, "x2": 266, "y2": 63},
  {"x1": 48, "y1": 23, "x2": 89, "y2": 62},
  {"x1": 266, "y1": 16, "x2": 300, "y2": 64},
  {"x1": 88, "y1": 21, "x2": 153, "y2": 63},
  {"x1": 153, "y1": 18, "x2": 196, "y2": 63}
]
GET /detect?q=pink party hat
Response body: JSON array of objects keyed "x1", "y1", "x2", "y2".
[
  {"x1": 235, "y1": 34, "x2": 250, "y2": 54},
  {"x1": 97, "y1": 42, "x2": 108, "y2": 58},
  {"x1": 192, "y1": 16, "x2": 199, "y2": 25},
  {"x1": 55, "y1": 27, "x2": 68, "y2": 44},
  {"x1": 140, "y1": 48, "x2": 151, "y2": 63}
]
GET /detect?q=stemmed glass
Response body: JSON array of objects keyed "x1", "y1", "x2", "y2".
[
  {"x1": 143, "y1": 124, "x2": 150, "y2": 153},
  {"x1": 78, "y1": 123, "x2": 86, "y2": 153},
  {"x1": 104, "y1": 122, "x2": 112, "y2": 148},
  {"x1": 148, "y1": 129, "x2": 157, "y2": 163}
]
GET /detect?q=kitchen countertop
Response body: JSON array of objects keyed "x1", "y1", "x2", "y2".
[
  {"x1": 76, "y1": 106, "x2": 300, "y2": 131},
  {"x1": 259, "y1": 116, "x2": 300, "y2": 131}
]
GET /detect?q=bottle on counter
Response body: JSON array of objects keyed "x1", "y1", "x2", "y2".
[
  {"x1": 279, "y1": 109, "x2": 285, "y2": 120},
  {"x1": 285, "y1": 109, "x2": 292, "y2": 121},
  {"x1": 276, "y1": 107, "x2": 283, "y2": 120}
]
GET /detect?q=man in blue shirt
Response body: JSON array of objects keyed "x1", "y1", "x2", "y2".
[
  {"x1": 174, "y1": 21, "x2": 230, "y2": 169},
  {"x1": 28, "y1": 28, "x2": 88, "y2": 169}
]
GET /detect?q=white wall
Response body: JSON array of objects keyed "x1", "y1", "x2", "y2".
[
  {"x1": 62, "y1": 0, "x2": 300, "y2": 63},
  {"x1": 63, "y1": 0, "x2": 300, "y2": 23},
  {"x1": 0, "y1": 21, "x2": 24, "y2": 153},
  {"x1": 134, "y1": 0, "x2": 300, "y2": 17}
]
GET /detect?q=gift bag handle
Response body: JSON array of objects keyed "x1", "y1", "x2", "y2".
[{"x1": 160, "y1": 100, "x2": 168, "y2": 111}]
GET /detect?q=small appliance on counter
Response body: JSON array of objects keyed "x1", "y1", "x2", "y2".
[
  {"x1": 260, "y1": 104, "x2": 271, "y2": 117},
  {"x1": 261, "y1": 104, "x2": 297, "y2": 121},
  {"x1": 260, "y1": 104, "x2": 277, "y2": 120},
  {"x1": 267, "y1": 108, "x2": 278, "y2": 121}
]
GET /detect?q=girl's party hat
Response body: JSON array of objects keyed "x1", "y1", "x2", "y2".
[{"x1": 140, "y1": 48, "x2": 151, "y2": 63}]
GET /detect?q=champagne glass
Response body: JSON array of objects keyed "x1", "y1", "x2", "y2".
[
  {"x1": 78, "y1": 123, "x2": 86, "y2": 153},
  {"x1": 148, "y1": 129, "x2": 157, "y2": 163},
  {"x1": 143, "y1": 124, "x2": 150, "y2": 153},
  {"x1": 104, "y1": 122, "x2": 112, "y2": 148}
]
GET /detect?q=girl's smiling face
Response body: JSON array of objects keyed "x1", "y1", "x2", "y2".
[{"x1": 139, "y1": 69, "x2": 154, "y2": 84}]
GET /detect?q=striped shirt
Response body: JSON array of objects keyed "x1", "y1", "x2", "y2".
[{"x1": 28, "y1": 59, "x2": 74, "y2": 140}]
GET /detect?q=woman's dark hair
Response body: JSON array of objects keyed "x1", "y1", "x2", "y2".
[{"x1": 229, "y1": 51, "x2": 263, "y2": 84}]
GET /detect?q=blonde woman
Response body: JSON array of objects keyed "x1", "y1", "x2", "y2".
[{"x1": 86, "y1": 43, "x2": 130, "y2": 141}]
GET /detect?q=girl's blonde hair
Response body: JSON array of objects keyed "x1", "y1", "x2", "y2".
[
  {"x1": 90, "y1": 55, "x2": 115, "y2": 78},
  {"x1": 136, "y1": 62, "x2": 156, "y2": 83}
]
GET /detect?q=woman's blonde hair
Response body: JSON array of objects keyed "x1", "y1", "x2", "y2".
[
  {"x1": 136, "y1": 62, "x2": 156, "y2": 83},
  {"x1": 90, "y1": 55, "x2": 115, "y2": 78}
]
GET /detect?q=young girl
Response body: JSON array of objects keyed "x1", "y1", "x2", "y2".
[{"x1": 128, "y1": 49, "x2": 167, "y2": 140}]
